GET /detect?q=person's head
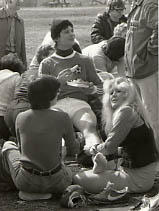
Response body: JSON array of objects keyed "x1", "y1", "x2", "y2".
[
  {"x1": 3, "y1": 0, "x2": 23, "y2": 13},
  {"x1": 28, "y1": 75, "x2": 60, "y2": 110},
  {"x1": 102, "y1": 37, "x2": 125, "y2": 61},
  {"x1": 107, "y1": 0, "x2": 125, "y2": 22},
  {"x1": 0, "y1": 53, "x2": 24, "y2": 74},
  {"x1": 36, "y1": 44, "x2": 54, "y2": 64},
  {"x1": 51, "y1": 19, "x2": 75, "y2": 50},
  {"x1": 113, "y1": 22, "x2": 127, "y2": 38},
  {"x1": 107, "y1": 77, "x2": 135, "y2": 110},
  {"x1": 102, "y1": 77, "x2": 151, "y2": 134}
]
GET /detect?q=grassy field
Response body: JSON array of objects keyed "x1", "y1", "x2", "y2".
[
  {"x1": 19, "y1": 6, "x2": 105, "y2": 65},
  {"x1": 19, "y1": 5, "x2": 130, "y2": 65}
]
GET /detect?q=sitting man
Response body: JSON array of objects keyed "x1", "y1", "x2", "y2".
[
  {"x1": 2, "y1": 75, "x2": 79, "y2": 200},
  {"x1": 29, "y1": 31, "x2": 82, "y2": 69},
  {"x1": 38, "y1": 19, "x2": 103, "y2": 154},
  {"x1": 91, "y1": 0, "x2": 127, "y2": 44}
]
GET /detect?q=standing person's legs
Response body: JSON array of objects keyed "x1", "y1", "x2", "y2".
[{"x1": 135, "y1": 72, "x2": 159, "y2": 153}]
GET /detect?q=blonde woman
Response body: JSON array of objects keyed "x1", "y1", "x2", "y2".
[{"x1": 73, "y1": 77, "x2": 158, "y2": 194}]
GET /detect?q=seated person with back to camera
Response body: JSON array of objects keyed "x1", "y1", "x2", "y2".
[{"x1": 2, "y1": 75, "x2": 80, "y2": 200}]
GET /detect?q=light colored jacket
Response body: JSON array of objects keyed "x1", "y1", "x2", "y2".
[
  {"x1": 125, "y1": 0, "x2": 158, "y2": 79},
  {"x1": 0, "y1": 69, "x2": 20, "y2": 116},
  {"x1": 0, "y1": 8, "x2": 27, "y2": 69}
]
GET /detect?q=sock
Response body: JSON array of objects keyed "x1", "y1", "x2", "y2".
[{"x1": 93, "y1": 152, "x2": 108, "y2": 174}]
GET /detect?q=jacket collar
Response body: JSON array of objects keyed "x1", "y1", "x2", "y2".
[{"x1": 128, "y1": 0, "x2": 144, "y2": 18}]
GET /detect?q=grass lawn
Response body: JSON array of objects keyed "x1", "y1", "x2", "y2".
[
  {"x1": 19, "y1": 5, "x2": 130, "y2": 65},
  {"x1": 19, "y1": 6, "x2": 105, "y2": 65}
]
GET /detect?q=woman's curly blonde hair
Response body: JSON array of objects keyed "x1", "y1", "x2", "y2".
[{"x1": 102, "y1": 77, "x2": 151, "y2": 135}]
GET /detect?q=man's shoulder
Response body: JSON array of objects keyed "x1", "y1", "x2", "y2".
[
  {"x1": 75, "y1": 51, "x2": 92, "y2": 61},
  {"x1": 51, "y1": 108, "x2": 71, "y2": 122},
  {"x1": 83, "y1": 44, "x2": 102, "y2": 56},
  {"x1": 16, "y1": 109, "x2": 32, "y2": 121},
  {"x1": 97, "y1": 11, "x2": 108, "y2": 19}
]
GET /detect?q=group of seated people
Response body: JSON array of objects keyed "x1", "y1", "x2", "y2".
[{"x1": 0, "y1": 14, "x2": 158, "y2": 205}]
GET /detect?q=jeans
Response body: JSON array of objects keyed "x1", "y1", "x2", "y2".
[{"x1": 2, "y1": 142, "x2": 72, "y2": 194}]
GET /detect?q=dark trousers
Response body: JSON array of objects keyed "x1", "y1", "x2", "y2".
[{"x1": 0, "y1": 116, "x2": 11, "y2": 141}]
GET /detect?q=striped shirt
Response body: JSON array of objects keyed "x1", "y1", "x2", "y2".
[{"x1": 39, "y1": 51, "x2": 103, "y2": 102}]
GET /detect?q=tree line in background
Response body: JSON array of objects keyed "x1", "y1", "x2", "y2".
[{"x1": 21, "y1": 0, "x2": 113, "y2": 7}]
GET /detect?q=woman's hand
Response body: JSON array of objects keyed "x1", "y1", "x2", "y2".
[{"x1": 90, "y1": 143, "x2": 106, "y2": 155}]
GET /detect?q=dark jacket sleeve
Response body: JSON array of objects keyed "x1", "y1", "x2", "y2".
[
  {"x1": 20, "y1": 19, "x2": 27, "y2": 71},
  {"x1": 91, "y1": 13, "x2": 109, "y2": 44},
  {"x1": 91, "y1": 13, "x2": 127, "y2": 44}
]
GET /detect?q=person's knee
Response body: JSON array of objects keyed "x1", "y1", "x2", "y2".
[
  {"x1": 83, "y1": 123, "x2": 97, "y2": 135},
  {"x1": 73, "y1": 109, "x2": 97, "y2": 130},
  {"x1": 73, "y1": 171, "x2": 106, "y2": 194},
  {"x1": 73, "y1": 174, "x2": 80, "y2": 185}
]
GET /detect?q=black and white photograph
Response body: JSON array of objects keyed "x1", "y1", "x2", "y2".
[{"x1": 0, "y1": 0, "x2": 158, "y2": 210}]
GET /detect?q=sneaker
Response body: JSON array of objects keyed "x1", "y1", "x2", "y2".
[
  {"x1": 88, "y1": 181, "x2": 128, "y2": 204},
  {"x1": 60, "y1": 185, "x2": 87, "y2": 208},
  {"x1": 130, "y1": 194, "x2": 159, "y2": 211},
  {"x1": 19, "y1": 191, "x2": 52, "y2": 201}
]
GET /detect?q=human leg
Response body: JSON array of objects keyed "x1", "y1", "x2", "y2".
[
  {"x1": 135, "y1": 73, "x2": 159, "y2": 153},
  {"x1": 72, "y1": 107, "x2": 102, "y2": 150},
  {"x1": 52, "y1": 98, "x2": 102, "y2": 150},
  {"x1": 73, "y1": 169, "x2": 129, "y2": 194},
  {"x1": 73, "y1": 162, "x2": 157, "y2": 194},
  {"x1": 2, "y1": 141, "x2": 21, "y2": 187}
]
